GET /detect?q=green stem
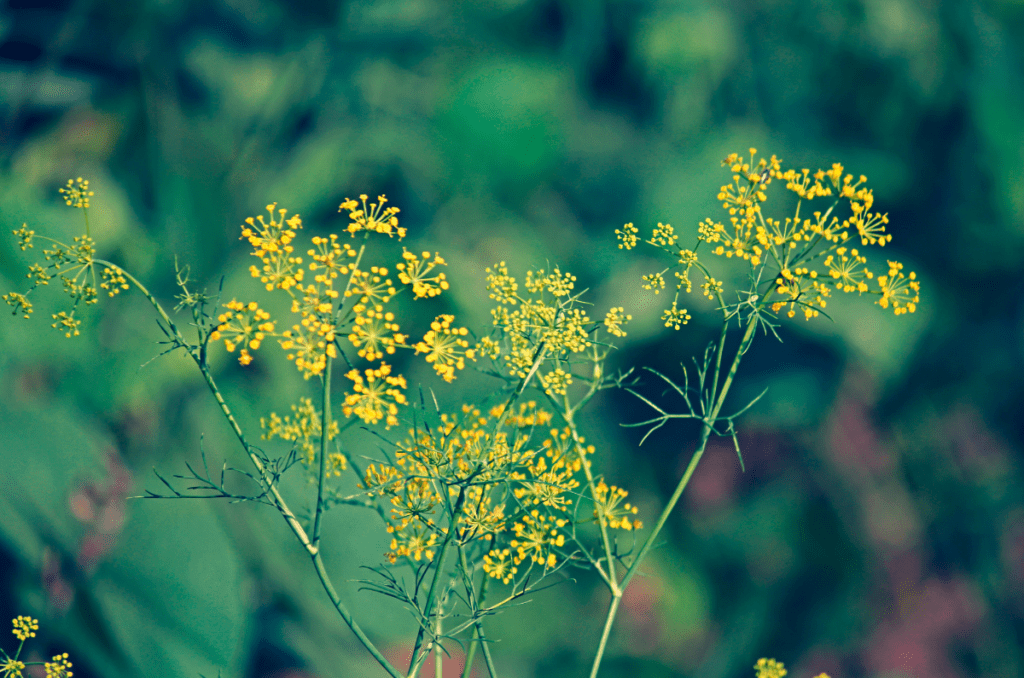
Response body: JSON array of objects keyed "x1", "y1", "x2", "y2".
[
  {"x1": 435, "y1": 608, "x2": 443, "y2": 678},
  {"x1": 101, "y1": 260, "x2": 402, "y2": 678},
  {"x1": 587, "y1": 595, "x2": 621, "y2": 678},
  {"x1": 458, "y1": 543, "x2": 495, "y2": 678},
  {"x1": 409, "y1": 488, "x2": 467, "y2": 678},
  {"x1": 588, "y1": 305, "x2": 763, "y2": 678},
  {"x1": 313, "y1": 355, "x2": 333, "y2": 547}
]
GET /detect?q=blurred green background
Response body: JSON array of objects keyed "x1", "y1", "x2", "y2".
[{"x1": 1, "y1": 1, "x2": 1023, "y2": 677}]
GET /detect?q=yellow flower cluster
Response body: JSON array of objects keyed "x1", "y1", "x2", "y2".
[
  {"x1": 396, "y1": 249, "x2": 449, "y2": 299},
  {"x1": 484, "y1": 263, "x2": 606, "y2": 386},
  {"x1": 754, "y1": 658, "x2": 787, "y2": 678},
  {"x1": 3, "y1": 616, "x2": 73, "y2": 678},
  {"x1": 603, "y1": 307, "x2": 631, "y2": 337},
  {"x1": 210, "y1": 299, "x2": 274, "y2": 366},
  {"x1": 236, "y1": 194, "x2": 477, "y2": 443},
  {"x1": 3, "y1": 226, "x2": 105, "y2": 336},
  {"x1": 625, "y1": 149, "x2": 920, "y2": 322},
  {"x1": 413, "y1": 314, "x2": 476, "y2": 382},
  {"x1": 11, "y1": 616, "x2": 37, "y2": 642},
  {"x1": 338, "y1": 194, "x2": 406, "y2": 239},
  {"x1": 45, "y1": 654, "x2": 73, "y2": 678},
  {"x1": 58, "y1": 177, "x2": 93, "y2": 209},
  {"x1": 261, "y1": 397, "x2": 345, "y2": 476},
  {"x1": 348, "y1": 304, "x2": 405, "y2": 361},
  {"x1": 361, "y1": 402, "x2": 639, "y2": 584},
  {"x1": 342, "y1": 363, "x2": 408, "y2": 429},
  {"x1": 592, "y1": 481, "x2": 641, "y2": 530},
  {"x1": 243, "y1": 204, "x2": 305, "y2": 292}
]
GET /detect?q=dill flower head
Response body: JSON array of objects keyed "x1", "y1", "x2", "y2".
[
  {"x1": 592, "y1": 480, "x2": 641, "y2": 530},
  {"x1": 338, "y1": 194, "x2": 406, "y2": 239},
  {"x1": 44, "y1": 653, "x2": 73, "y2": 678},
  {"x1": 622, "y1": 149, "x2": 922, "y2": 323},
  {"x1": 413, "y1": 314, "x2": 476, "y2": 382},
  {"x1": 348, "y1": 304, "x2": 404, "y2": 362},
  {"x1": 59, "y1": 177, "x2": 93, "y2": 209},
  {"x1": 396, "y1": 249, "x2": 449, "y2": 299},
  {"x1": 261, "y1": 397, "x2": 343, "y2": 474},
  {"x1": 210, "y1": 299, "x2": 275, "y2": 366},
  {"x1": 2, "y1": 658, "x2": 26, "y2": 676},
  {"x1": 485, "y1": 263, "x2": 594, "y2": 380},
  {"x1": 12, "y1": 615, "x2": 38, "y2": 641},
  {"x1": 342, "y1": 363, "x2": 408, "y2": 429},
  {"x1": 603, "y1": 307, "x2": 632, "y2": 337},
  {"x1": 754, "y1": 658, "x2": 787, "y2": 678}
]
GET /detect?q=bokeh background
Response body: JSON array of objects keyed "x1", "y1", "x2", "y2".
[{"x1": 2, "y1": 1, "x2": 1023, "y2": 677}]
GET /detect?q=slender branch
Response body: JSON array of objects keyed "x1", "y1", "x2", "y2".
[
  {"x1": 409, "y1": 488, "x2": 467, "y2": 678},
  {"x1": 102, "y1": 260, "x2": 402, "y2": 678},
  {"x1": 589, "y1": 293, "x2": 769, "y2": 678},
  {"x1": 588, "y1": 595, "x2": 621, "y2": 678},
  {"x1": 313, "y1": 355, "x2": 333, "y2": 547}
]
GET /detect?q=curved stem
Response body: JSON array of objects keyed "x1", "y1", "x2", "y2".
[{"x1": 101, "y1": 260, "x2": 401, "y2": 678}]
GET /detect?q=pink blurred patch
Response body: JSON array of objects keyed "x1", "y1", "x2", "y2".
[
  {"x1": 827, "y1": 397, "x2": 893, "y2": 477},
  {"x1": 793, "y1": 644, "x2": 843, "y2": 678},
  {"x1": 41, "y1": 547, "x2": 75, "y2": 615},
  {"x1": 685, "y1": 440, "x2": 739, "y2": 511},
  {"x1": 67, "y1": 450, "x2": 132, "y2": 574},
  {"x1": 620, "y1": 572, "x2": 664, "y2": 655},
  {"x1": 864, "y1": 576, "x2": 985, "y2": 678},
  {"x1": 1001, "y1": 510, "x2": 1024, "y2": 589}
]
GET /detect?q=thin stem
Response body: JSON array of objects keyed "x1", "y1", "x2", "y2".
[
  {"x1": 458, "y1": 542, "x2": 495, "y2": 678},
  {"x1": 589, "y1": 305, "x2": 764, "y2": 678},
  {"x1": 587, "y1": 595, "x2": 621, "y2": 678},
  {"x1": 435, "y1": 608, "x2": 443, "y2": 678},
  {"x1": 311, "y1": 550, "x2": 403, "y2": 678},
  {"x1": 312, "y1": 354, "x2": 333, "y2": 547},
  {"x1": 102, "y1": 260, "x2": 401, "y2": 678},
  {"x1": 409, "y1": 488, "x2": 468, "y2": 678},
  {"x1": 556, "y1": 402, "x2": 614, "y2": 589},
  {"x1": 621, "y1": 308, "x2": 759, "y2": 595}
]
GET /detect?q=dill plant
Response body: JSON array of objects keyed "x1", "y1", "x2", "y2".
[
  {"x1": 4, "y1": 150, "x2": 918, "y2": 678},
  {"x1": 1, "y1": 616, "x2": 73, "y2": 677}
]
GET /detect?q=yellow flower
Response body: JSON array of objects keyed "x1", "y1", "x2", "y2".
[
  {"x1": 348, "y1": 304, "x2": 404, "y2": 362},
  {"x1": 753, "y1": 658, "x2": 787, "y2": 678},
  {"x1": 395, "y1": 249, "x2": 449, "y2": 299},
  {"x1": 210, "y1": 299, "x2": 275, "y2": 365},
  {"x1": 12, "y1": 615, "x2": 38, "y2": 641},
  {"x1": 592, "y1": 480, "x2": 641, "y2": 530},
  {"x1": 261, "y1": 397, "x2": 343, "y2": 474},
  {"x1": 603, "y1": 307, "x2": 631, "y2": 337},
  {"x1": 413, "y1": 314, "x2": 475, "y2": 382},
  {"x1": 58, "y1": 177, "x2": 93, "y2": 209},
  {"x1": 338, "y1": 194, "x2": 406, "y2": 239},
  {"x1": 615, "y1": 222, "x2": 639, "y2": 249},
  {"x1": 482, "y1": 548, "x2": 518, "y2": 584},
  {"x1": 44, "y1": 653, "x2": 73, "y2": 678},
  {"x1": 2, "y1": 658, "x2": 26, "y2": 677},
  {"x1": 342, "y1": 363, "x2": 408, "y2": 428}
]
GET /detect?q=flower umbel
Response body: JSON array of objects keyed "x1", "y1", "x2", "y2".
[
  {"x1": 210, "y1": 299, "x2": 275, "y2": 366},
  {"x1": 338, "y1": 194, "x2": 406, "y2": 239},
  {"x1": 413, "y1": 314, "x2": 476, "y2": 382},
  {"x1": 754, "y1": 658, "x2": 787, "y2": 678},
  {"x1": 11, "y1": 616, "x2": 37, "y2": 642},
  {"x1": 625, "y1": 149, "x2": 921, "y2": 323}
]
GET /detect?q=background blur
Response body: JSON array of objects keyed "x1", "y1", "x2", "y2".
[{"x1": 1, "y1": 1, "x2": 1023, "y2": 677}]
